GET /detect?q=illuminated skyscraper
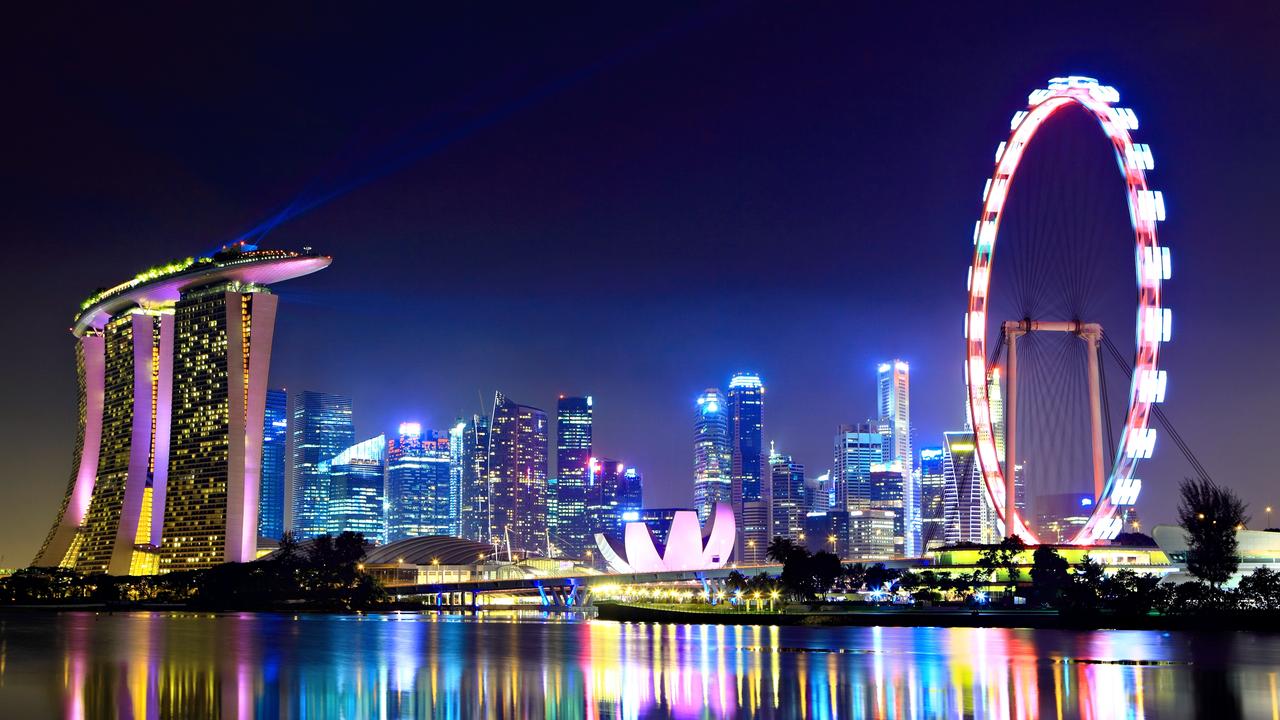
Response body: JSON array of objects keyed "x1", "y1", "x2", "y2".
[
  {"x1": 919, "y1": 447, "x2": 947, "y2": 550},
  {"x1": 258, "y1": 388, "x2": 287, "y2": 541},
  {"x1": 833, "y1": 422, "x2": 883, "y2": 512},
  {"x1": 587, "y1": 458, "x2": 643, "y2": 538},
  {"x1": 447, "y1": 420, "x2": 466, "y2": 537},
  {"x1": 876, "y1": 361, "x2": 912, "y2": 470},
  {"x1": 325, "y1": 435, "x2": 386, "y2": 543},
  {"x1": 727, "y1": 373, "x2": 764, "y2": 558},
  {"x1": 868, "y1": 463, "x2": 906, "y2": 556},
  {"x1": 486, "y1": 392, "x2": 548, "y2": 557},
  {"x1": 34, "y1": 247, "x2": 329, "y2": 574},
  {"x1": 458, "y1": 413, "x2": 490, "y2": 542},
  {"x1": 769, "y1": 447, "x2": 806, "y2": 542},
  {"x1": 693, "y1": 389, "x2": 731, "y2": 524},
  {"x1": 69, "y1": 310, "x2": 171, "y2": 575},
  {"x1": 943, "y1": 430, "x2": 984, "y2": 545},
  {"x1": 289, "y1": 391, "x2": 355, "y2": 539},
  {"x1": 555, "y1": 395, "x2": 592, "y2": 557},
  {"x1": 385, "y1": 424, "x2": 452, "y2": 542}
]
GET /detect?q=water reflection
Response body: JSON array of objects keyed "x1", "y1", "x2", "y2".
[{"x1": 2, "y1": 611, "x2": 1279, "y2": 718}]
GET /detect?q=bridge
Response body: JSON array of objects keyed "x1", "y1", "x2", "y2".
[{"x1": 386, "y1": 564, "x2": 783, "y2": 608}]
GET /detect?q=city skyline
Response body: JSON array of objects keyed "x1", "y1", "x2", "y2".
[{"x1": 2, "y1": 5, "x2": 1277, "y2": 565}]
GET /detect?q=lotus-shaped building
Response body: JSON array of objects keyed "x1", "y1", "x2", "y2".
[{"x1": 594, "y1": 502, "x2": 736, "y2": 574}]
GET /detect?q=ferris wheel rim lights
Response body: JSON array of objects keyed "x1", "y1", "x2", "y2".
[{"x1": 964, "y1": 75, "x2": 1169, "y2": 546}]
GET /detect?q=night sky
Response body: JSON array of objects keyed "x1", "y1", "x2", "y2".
[{"x1": 2, "y1": 4, "x2": 1277, "y2": 564}]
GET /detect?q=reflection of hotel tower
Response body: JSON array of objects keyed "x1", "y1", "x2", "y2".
[{"x1": 33, "y1": 247, "x2": 330, "y2": 574}]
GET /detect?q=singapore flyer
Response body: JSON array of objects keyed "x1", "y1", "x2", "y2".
[{"x1": 965, "y1": 76, "x2": 1171, "y2": 546}]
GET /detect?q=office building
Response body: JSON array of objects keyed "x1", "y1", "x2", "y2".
[
  {"x1": 919, "y1": 447, "x2": 948, "y2": 550},
  {"x1": 289, "y1": 390, "x2": 355, "y2": 539},
  {"x1": 833, "y1": 422, "x2": 883, "y2": 511},
  {"x1": 486, "y1": 392, "x2": 548, "y2": 557},
  {"x1": 1036, "y1": 492, "x2": 1095, "y2": 543},
  {"x1": 876, "y1": 360, "x2": 913, "y2": 470},
  {"x1": 458, "y1": 413, "x2": 490, "y2": 543},
  {"x1": 727, "y1": 372, "x2": 764, "y2": 558},
  {"x1": 325, "y1": 435, "x2": 386, "y2": 544},
  {"x1": 943, "y1": 431, "x2": 985, "y2": 545},
  {"x1": 849, "y1": 509, "x2": 897, "y2": 559},
  {"x1": 805, "y1": 511, "x2": 850, "y2": 559},
  {"x1": 868, "y1": 463, "x2": 906, "y2": 557},
  {"x1": 693, "y1": 389, "x2": 731, "y2": 524},
  {"x1": 555, "y1": 395, "x2": 592, "y2": 558},
  {"x1": 386, "y1": 424, "x2": 452, "y2": 542},
  {"x1": 769, "y1": 448, "x2": 806, "y2": 542},
  {"x1": 586, "y1": 458, "x2": 643, "y2": 538},
  {"x1": 258, "y1": 389, "x2": 287, "y2": 541}
]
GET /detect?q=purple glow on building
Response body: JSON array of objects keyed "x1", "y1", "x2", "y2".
[{"x1": 594, "y1": 502, "x2": 736, "y2": 574}]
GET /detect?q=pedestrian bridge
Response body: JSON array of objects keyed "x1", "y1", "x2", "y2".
[{"x1": 386, "y1": 564, "x2": 783, "y2": 608}]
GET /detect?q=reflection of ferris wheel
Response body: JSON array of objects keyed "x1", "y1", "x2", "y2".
[{"x1": 965, "y1": 76, "x2": 1171, "y2": 545}]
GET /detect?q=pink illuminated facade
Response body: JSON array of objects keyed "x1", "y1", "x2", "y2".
[
  {"x1": 595, "y1": 502, "x2": 736, "y2": 574},
  {"x1": 33, "y1": 247, "x2": 330, "y2": 573}
]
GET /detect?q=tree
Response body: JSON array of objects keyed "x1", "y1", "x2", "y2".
[
  {"x1": 767, "y1": 536, "x2": 803, "y2": 564},
  {"x1": 1029, "y1": 546, "x2": 1070, "y2": 607},
  {"x1": 978, "y1": 536, "x2": 1025, "y2": 599},
  {"x1": 1177, "y1": 477, "x2": 1248, "y2": 586},
  {"x1": 1237, "y1": 568, "x2": 1280, "y2": 610}
]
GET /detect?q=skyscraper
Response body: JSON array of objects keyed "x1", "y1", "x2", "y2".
[
  {"x1": 943, "y1": 430, "x2": 985, "y2": 544},
  {"x1": 727, "y1": 373, "x2": 764, "y2": 558},
  {"x1": 70, "y1": 310, "x2": 171, "y2": 575},
  {"x1": 769, "y1": 447, "x2": 806, "y2": 543},
  {"x1": 289, "y1": 391, "x2": 355, "y2": 539},
  {"x1": 693, "y1": 389, "x2": 731, "y2": 524},
  {"x1": 919, "y1": 447, "x2": 948, "y2": 551},
  {"x1": 258, "y1": 388, "x2": 287, "y2": 541},
  {"x1": 325, "y1": 435, "x2": 386, "y2": 544},
  {"x1": 448, "y1": 420, "x2": 466, "y2": 537},
  {"x1": 868, "y1": 463, "x2": 905, "y2": 556},
  {"x1": 34, "y1": 247, "x2": 330, "y2": 574},
  {"x1": 487, "y1": 392, "x2": 548, "y2": 557},
  {"x1": 555, "y1": 395, "x2": 592, "y2": 558},
  {"x1": 876, "y1": 361, "x2": 912, "y2": 470},
  {"x1": 385, "y1": 424, "x2": 452, "y2": 542},
  {"x1": 833, "y1": 422, "x2": 883, "y2": 513},
  {"x1": 458, "y1": 413, "x2": 490, "y2": 543}
]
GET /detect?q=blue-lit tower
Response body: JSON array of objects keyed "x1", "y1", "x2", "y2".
[
  {"x1": 693, "y1": 389, "x2": 731, "y2": 524},
  {"x1": 258, "y1": 388, "x2": 287, "y2": 541},
  {"x1": 289, "y1": 391, "x2": 355, "y2": 539}
]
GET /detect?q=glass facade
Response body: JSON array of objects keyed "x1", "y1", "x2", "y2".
[
  {"x1": 693, "y1": 389, "x2": 731, "y2": 524},
  {"x1": 727, "y1": 373, "x2": 764, "y2": 560},
  {"x1": 289, "y1": 391, "x2": 355, "y2": 539},
  {"x1": 486, "y1": 392, "x2": 548, "y2": 557},
  {"x1": 386, "y1": 425, "x2": 452, "y2": 542},
  {"x1": 258, "y1": 388, "x2": 287, "y2": 540},
  {"x1": 943, "y1": 430, "x2": 985, "y2": 545},
  {"x1": 769, "y1": 450, "x2": 806, "y2": 542},
  {"x1": 554, "y1": 396, "x2": 592, "y2": 558},
  {"x1": 833, "y1": 422, "x2": 883, "y2": 513},
  {"x1": 325, "y1": 435, "x2": 386, "y2": 544},
  {"x1": 919, "y1": 447, "x2": 947, "y2": 551},
  {"x1": 458, "y1": 413, "x2": 490, "y2": 543}
]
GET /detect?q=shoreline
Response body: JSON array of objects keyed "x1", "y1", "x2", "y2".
[{"x1": 593, "y1": 601, "x2": 1280, "y2": 632}]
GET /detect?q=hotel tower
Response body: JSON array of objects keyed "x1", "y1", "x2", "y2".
[{"x1": 33, "y1": 246, "x2": 330, "y2": 574}]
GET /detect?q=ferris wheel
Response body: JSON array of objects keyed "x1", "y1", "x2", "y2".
[{"x1": 964, "y1": 76, "x2": 1171, "y2": 545}]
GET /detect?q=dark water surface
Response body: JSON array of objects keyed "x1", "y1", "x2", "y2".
[{"x1": 1, "y1": 610, "x2": 1279, "y2": 718}]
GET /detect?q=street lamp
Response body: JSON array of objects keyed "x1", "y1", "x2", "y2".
[
  {"x1": 828, "y1": 534, "x2": 837, "y2": 553},
  {"x1": 747, "y1": 539, "x2": 756, "y2": 563},
  {"x1": 431, "y1": 557, "x2": 440, "y2": 584}
]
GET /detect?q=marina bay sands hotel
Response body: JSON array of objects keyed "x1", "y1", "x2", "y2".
[{"x1": 33, "y1": 246, "x2": 330, "y2": 575}]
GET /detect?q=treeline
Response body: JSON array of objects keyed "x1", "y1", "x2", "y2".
[{"x1": 0, "y1": 532, "x2": 384, "y2": 610}]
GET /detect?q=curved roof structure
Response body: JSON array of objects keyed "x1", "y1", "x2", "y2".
[
  {"x1": 596, "y1": 503, "x2": 736, "y2": 574},
  {"x1": 73, "y1": 248, "x2": 331, "y2": 336},
  {"x1": 363, "y1": 535, "x2": 494, "y2": 566}
]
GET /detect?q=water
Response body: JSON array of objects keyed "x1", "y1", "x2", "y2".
[{"x1": 1, "y1": 611, "x2": 1279, "y2": 718}]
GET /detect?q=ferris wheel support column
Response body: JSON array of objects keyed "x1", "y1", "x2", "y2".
[
  {"x1": 1082, "y1": 324, "x2": 1106, "y2": 502},
  {"x1": 1002, "y1": 321, "x2": 1026, "y2": 539}
]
